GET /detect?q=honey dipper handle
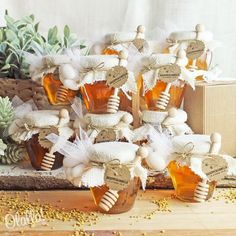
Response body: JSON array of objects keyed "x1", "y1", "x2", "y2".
[
  {"x1": 209, "y1": 132, "x2": 221, "y2": 154},
  {"x1": 98, "y1": 189, "x2": 119, "y2": 212}
]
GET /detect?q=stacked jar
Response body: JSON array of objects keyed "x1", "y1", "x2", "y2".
[
  {"x1": 165, "y1": 24, "x2": 216, "y2": 80},
  {"x1": 8, "y1": 109, "x2": 73, "y2": 171}
]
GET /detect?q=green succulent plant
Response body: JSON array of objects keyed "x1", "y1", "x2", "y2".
[
  {"x1": 0, "y1": 96, "x2": 14, "y2": 129},
  {"x1": 0, "y1": 139, "x2": 7, "y2": 156},
  {"x1": 0, "y1": 10, "x2": 86, "y2": 80},
  {"x1": 0, "y1": 143, "x2": 26, "y2": 165}
]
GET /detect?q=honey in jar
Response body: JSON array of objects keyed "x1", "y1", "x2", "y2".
[
  {"x1": 91, "y1": 177, "x2": 140, "y2": 214},
  {"x1": 140, "y1": 51, "x2": 188, "y2": 111},
  {"x1": 166, "y1": 24, "x2": 214, "y2": 76},
  {"x1": 29, "y1": 55, "x2": 80, "y2": 106},
  {"x1": 9, "y1": 109, "x2": 73, "y2": 171},
  {"x1": 43, "y1": 73, "x2": 78, "y2": 106},
  {"x1": 25, "y1": 133, "x2": 64, "y2": 170},
  {"x1": 79, "y1": 52, "x2": 136, "y2": 114},
  {"x1": 168, "y1": 161, "x2": 216, "y2": 202},
  {"x1": 168, "y1": 133, "x2": 222, "y2": 202},
  {"x1": 63, "y1": 142, "x2": 149, "y2": 214}
]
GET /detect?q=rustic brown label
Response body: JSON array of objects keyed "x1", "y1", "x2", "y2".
[
  {"x1": 106, "y1": 66, "x2": 128, "y2": 88},
  {"x1": 133, "y1": 38, "x2": 147, "y2": 52},
  {"x1": 38, "y1": 127, "x2": 59, "y2": 149},
  {"x1": 95, "y1": 129, "x2": 117, "y2": 143},
  {"x1": 104, "y1": 164, "x2": 131, "y2": 191},
  {"x1": 158, "y1": 64, "x2": 181, "y2": 83},
  {"x1": 186, "y1": 40, "x2": 205, "y2": 59},
  {"x1": 202, "y1": 156, "x2": 228, "y2": 181}
]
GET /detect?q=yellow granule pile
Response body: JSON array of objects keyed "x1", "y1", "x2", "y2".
[
  {"x1": 0, "y1": 192, "x2": 98, "y2": 229},
  {"x1": 213, "y1": 188, "x2": 236, "y2": 203},
  {"x1": 144, "y1": 198, "x2": 171, "y2": 219}
]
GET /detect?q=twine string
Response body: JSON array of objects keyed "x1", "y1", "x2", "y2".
[
  {"x1": 175, "y1": 142, "x2": 195, "y2": 166},
  {"x1": 80, "y1": 62, "x2": 106, "y2": 74}
]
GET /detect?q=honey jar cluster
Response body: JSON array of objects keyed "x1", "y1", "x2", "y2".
[{"x1": 7, "y1": 23, "x2": 234, "y2": 215}]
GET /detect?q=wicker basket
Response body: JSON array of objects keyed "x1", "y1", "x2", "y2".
[{"x1": 0, "y1": 78, "x2": 70, "y2": 110}]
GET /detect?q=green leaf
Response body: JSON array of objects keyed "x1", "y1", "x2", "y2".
[
  {"x1": 9, "y1": 64, "x2": 18, "y2": 69},
  {"x1": 4, "y1": 15, "x2": 17, "y2": 32},
  {"x1": 4, "y1": 14, "x2": 15, "y2": 26},
  {"x1": 0, "y1": 29, "x2": 4, "y2": 42},
  {"x1": 80, "y1": 44, "x2": 86, "y2": 49},
  {"x1": 5, "y1": 29, "x2": 17, "y2": 41},
  {"x1": 64, "y1": 25, "x2": 70, "y2": 38},
  {"x1": 21, "y1": 38, "x2": 32, "y2": 51},
  {"x1": 7, "y1": 39, "x2": 20, "y2": 48},
  {"x1": 30, "y1": 41, "x2": 44, "y2": 55},
  {"x1": 34, "y1": 22, "x2": 39, "y2": 32},
  {"x1": 29, "y1": 14, "x2": 35, "y2": 21},
  {"x1": 48, "y1": 26, "x2": 58, "y2": 45},
  {"x1": 64, "y1": 37, "x2": 68, "y2": 48},
  {"x1": 5, "y1": 53, "x2": 13, "y2": 64},
  {"x1": 22, "y1": 15, "x2": 34, "y2": 24},
  {"x1": 8, "y1": 48, "x2": 19, "y2": 62},
  {"x1": 1, "y1": 64, "x2": 11, "y2": 70}
]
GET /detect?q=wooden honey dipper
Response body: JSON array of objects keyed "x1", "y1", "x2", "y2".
[
  {"x1": 56, "y1": 85, "x2": 69, "y2": 103},
  {"x1": 41, "y1": 109, "x2": 69, "y2": 171},
  {"x1": 190, "y1": 24, "x2": 205, "y2": 69},
  {"x1": 107, "y1": 50, "x2": 128, "y2": 114},
  {"x1": 194, "y1": 133, "x2": 221, "y2": 202},
  {"x1": 136, "y1": 25, "x2": 145, "y2": 38},
  {"x1": 156, "y1": 49, "x2": 186, "y2": 110},
  {"x1": 56, "y1": 64, "x2": 77, "y2": 103}
]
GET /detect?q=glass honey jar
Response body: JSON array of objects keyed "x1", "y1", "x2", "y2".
[
  {"x1": 43, "y1": 72, "x2": 78, "y2": 106},
  {"x1": 62, "y1": 141, "x2": 149, "y2": 214},
  {"x1": 103, "y1": 25, "x2": 147, "y2": 55},
  {"x1": 168, "y1": 133, "x2": 222, "y2": 202},
  {"x1": 91, "y1": 177, "x2": 140, "y2": 214},
  {"x1": 166, "y1": 24, "x2": 214, "y2": 74},
  {"x1": 29, "y1": 54, "x2": 80, "y2": 106},
  {"x1": 139, "y1": 50, "x2": 190, "y2": 112},
  {"x1": 9, "y1": 109, "x2": 74, "y2": 171},
  {"x1": 79, "y1": 51, "x2": 136, "y2": 114}
]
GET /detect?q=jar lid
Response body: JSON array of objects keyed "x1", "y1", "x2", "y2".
[
  {"x1": 168, "y1": 24, "x2": 213, "y2": 42},
  {"x1": 43, "y1": 54, "x2": 72, "y2": 66},
  {"x1": 80, "y1": 55, "x2": 119, "y2": 70},
  {"x1": 84, "y1": 111, "x2": 133, "y2": 127},
  {"x1": 90, "y1": 142, "x2": 139, "y2": 164},
  {"x1": 142, "y1": 110, "x2": 167, "y2": 124},
  {"x1": 173, "y1": 134, "x2": 211, "y2": 154},
  {"x1": 24, "y1": 110, "x2": 70, "y2": 128},
  {"x1": 142, "y1": 53, "x2": 176, "y2": 67},
  {"x1": 105, "y1": 31, "x2": 145, "y2": 43}
]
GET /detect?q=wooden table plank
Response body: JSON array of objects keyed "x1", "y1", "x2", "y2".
[{"x1": 0, "y1": 189, "x2": 236, "y2": 235}]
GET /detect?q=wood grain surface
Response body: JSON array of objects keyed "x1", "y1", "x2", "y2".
[{"x1": 0, "y1": 189, "x2": 236, "y2": 235}]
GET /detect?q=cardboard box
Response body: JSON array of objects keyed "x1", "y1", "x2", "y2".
[{"x1": 184, "y1": 81, "x2": 236, "y2": 156}]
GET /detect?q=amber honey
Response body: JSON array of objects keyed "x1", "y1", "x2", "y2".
[
  {"x1": 25, "y1": 134, "x2": 64, "y2": 171},
  {"x1": 91, "y1": 177, "x2": 140, "y2": 214},
  {"x1": 102, "y1": 48, "x2": 119, "y2": 55},
  {"x1": 139, "y1": 75, "x2": 186, "y2": 111},
  {"x1": 43, "y1": 73, "x2": 78, "y2": 105},
  {"x1": 168, "y1": 161, "x2": 216, "y2": 202},
  {"x1": 164, "y1": 48, "x2": 208, "y2": 81},
  {"x1": 187, "y1": 58, "x2": 208, "y2": 81},
  {"x1": 80, "y1": 81, "x2": 132, "y2": 114}
]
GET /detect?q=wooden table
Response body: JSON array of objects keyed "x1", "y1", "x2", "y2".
[{"x1": 0, "y1": 189, "x2": 236, "y2": 236}]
